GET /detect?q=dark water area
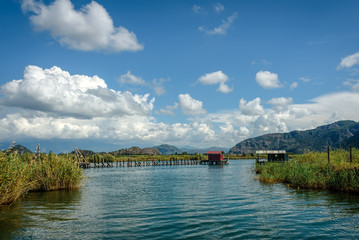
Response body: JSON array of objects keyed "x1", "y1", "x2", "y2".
[{"x1": 2, "y1": 160, "x2": 359, "y2": 239}]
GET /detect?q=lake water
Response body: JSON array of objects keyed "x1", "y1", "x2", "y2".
[{"x1": 2, "y1": 160, "x2": 359, "y2": 239}]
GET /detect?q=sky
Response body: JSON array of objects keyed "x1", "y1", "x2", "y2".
[{"x1": 0, "y1": 0, "x2": 359, "y2": 153}]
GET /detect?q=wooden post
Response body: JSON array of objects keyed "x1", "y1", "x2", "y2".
[
  {"x1": 350, "y1": 146, "x2": 352, "y2": 163},
  {"x1": 327, "y1": 146, "x2": 330, "y2": 164}
]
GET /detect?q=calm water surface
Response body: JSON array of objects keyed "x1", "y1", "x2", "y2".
[{"x1": 2, "y1": 160, "x2": 359, "y2": 239}]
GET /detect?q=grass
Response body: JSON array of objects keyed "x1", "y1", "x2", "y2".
[
  {"x1": 0, "y1": 151, "x2": 83, "y2": 206},
  {"x1": 256, "y1": 148, "x2": 359, "y2": 192}
]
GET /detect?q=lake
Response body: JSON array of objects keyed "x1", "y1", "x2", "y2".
[{"x1": 2, "y1": 160, "x2": 359, "y2": 239}]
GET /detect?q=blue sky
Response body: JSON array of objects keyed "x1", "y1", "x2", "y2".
[{"x1": 0, "y1": 0, "x2": 359, "y2": 152}]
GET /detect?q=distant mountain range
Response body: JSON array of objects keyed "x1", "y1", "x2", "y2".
[
  {"x1": 109, "y1": 146, "x2": 161, "y2": 156},
  {"x1": 152, "y1": 144, "x2": 228, "y2": 155},
  {"x1": 229, "y1": 120, "x2": 359, "y2": 154}
]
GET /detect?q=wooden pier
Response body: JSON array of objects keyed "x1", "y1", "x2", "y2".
[
  {"x1": 78, "y1": 159, "x2": 201, "y2": 168},
  {"x1": 75, "y1": 148, "x2": 229, "y2": 169}
]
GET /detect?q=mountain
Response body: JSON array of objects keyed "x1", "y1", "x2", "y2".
[
  {"x1": 339, "y1": 132, "x2": 359, "y2": 148},
  {"x1": 229, "y1": 120, "x2": 359, "y2": 154},
  {"x1": 9, "y1": 145, "x2": 33, "y2": 155},
  {"x1": 153, "y1": 144, "x2": 228, "y2": 155},
  {"x1": 153, "y1": 144, "x2": 182, "y2": 155},
  {"x1": 181, "y1": 146, "x2": 228, "y2": 154},
  {"x1": 110, "y1": 146, "x2": 161, "y2": 156}
]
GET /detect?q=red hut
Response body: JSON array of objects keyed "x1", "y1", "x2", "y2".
[
  {"x1": 200, "y1": 151, "x2": 228, "y2": 165},
  {"x1": 207, "y1": 151, "x2": 224, "y2": 161}
]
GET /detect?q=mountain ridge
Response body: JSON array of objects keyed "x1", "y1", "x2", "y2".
[
  {"x1": 229, "y1": 120, "x2": 359, "y2": 154},
  {"x1": 152, "y1": 144, "x2": 228, "y2": 155}
]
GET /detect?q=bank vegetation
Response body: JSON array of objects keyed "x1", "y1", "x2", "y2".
[
  {"x1": 256, "y1": 148, "x2": 359, "y2": 192},
  {"x1": 0, "y1": 151, "x2": 83, "y2": 206}
]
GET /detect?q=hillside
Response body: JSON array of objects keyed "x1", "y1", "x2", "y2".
[
  {"x1": 110, "y1": 146, "x2": 161, "y2": 156},
  {"x1": 13, "y1": 145, "x2": 33, "y2": 155},
  {"x1": 153, "y1": 144, "x2": 182, "y2": 155},
  {"x1": 181, "y1": 146, "x2": 228, "y2": 154},
  {"x1": 229, "y1": 120, "x2": 359, "y2": 154},
  {"x1": 153, "y1": 144, "x2": 228, "y2": 155}
]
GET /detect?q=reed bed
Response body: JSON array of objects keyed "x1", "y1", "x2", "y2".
[
  {"x1": 256, "y1": 148, "x2": 359, "y2": 192},
  {"x1": 0, "y1": 151, "x2": 83, "y2": 206}
]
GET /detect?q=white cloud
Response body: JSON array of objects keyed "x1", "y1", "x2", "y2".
[
  {"x1": 0, "y1": 65, "x2": 154, "y2": 118},
  {"x1": 21, "y1": 0, "x2": 143, "y2": 52},
  {"x1": 198, "y1": 70, "x2": 232, "y2": 93},
  {"x1": 214, "y1": 3, "x2": 224, "y2": 13},
  {"x1": 255, "y1": 70, "x2": 282, "y2": 89},
  {"x1": 199, "y1": 12, "x2": 238, "y2": 35},
  {"x1": 290, "y1": 82, "x2": 298, "y2": 90},
  {"x1": 178, "y1": 94, "x2": 207, "y2": 116},
  {"x1": 337, "y1": 52, "x2": 359, "y2": 69},
  {"x1": 201, "y1": 91, "x2": 359, "y2": 146},
  {"x1": 267, "y1": 97, "x2": 293, "y2": 112},
  {"x1": 1, "y1": 69, "x2": 358, "y2": 150},
  {"x1": 239, "y1": 98, "x2": 265, "y2": 116},
  {"x1": 288, "y1": 92, "x2": 359, "y2": 127},
  {"x1": 156, "y1": 103, "x2": 178, "y2": 116},
  {"x1": 118, "y1": 71, "x2": 146, "y2": 85},
  {"x1": 217, "y1": 82, "x2": 233, "y2": 93},
  {"x1": 343, "y1": 79, "x2": 359, "y2": 91},
  {"x1": 199, "y1": 70, "x2": 228, "y2": 85},
  {"x1": 1, "y1": 72, "x2": 359, "y2": 150}
]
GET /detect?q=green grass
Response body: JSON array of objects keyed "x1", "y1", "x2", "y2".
[
  {"x1": 256, "y1": 148, "x2": 359, "y2": 192},
  {"x1": 0, "y1": 151, "x2": 83, "y2": 206}
]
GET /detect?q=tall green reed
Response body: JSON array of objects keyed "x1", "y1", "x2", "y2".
[
  {"x1": 256, "y1": 148, "x2": 359, "y2": 192},
  {"x1": 0, "y1": 151, "x2": 83, "y2": 206}
]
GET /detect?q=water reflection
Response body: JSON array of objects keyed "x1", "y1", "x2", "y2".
[{"x1": 0, "y1": 190, "x2": 81, "y2": 240}]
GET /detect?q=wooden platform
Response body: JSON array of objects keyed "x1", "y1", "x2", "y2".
[{"x1": 200, "y1": 160, "x2": 229, "y2": 165}]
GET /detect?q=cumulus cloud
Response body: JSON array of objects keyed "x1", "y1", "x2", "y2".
[
  {"x1": 199, "y1": 12, "x2": 238, "y2": 35},
  {"x1": 198, "y1": 70, "x2": 232, "y2": 93},
  {"x1": 217, "y1": 82, "x2": 233, "y2": 93},
  {"x1": 199, "y1": 70, "x2": 228, "y2": 85},
  {"x1": 155, "y1": 103, "x2": 179, "y2": 116},
  {"x1": 267, "y1": 97, "x2": 293, "y2": 112},
  {"x1": 1, "y1": 68, "x2": 359, "y2": 150},
  {"x1": 337, "y1": 52, "x2": 359, "y2": 69},
  {"x1": 21, "y1": 0, "x2": 143, "y2": 52},
  {"x1": 201, "y1": 91, "x2": 359, "y2": 146},
  {"x1": 0, "y1": 65, "x2": 154, "y2": 118},
  {"x1": 118, "y1": 71, "x2": 146, "y2": 85},
  {"x1": 1, "y1": 76, "x2": 359, "y2": 149},
  {"x1": 178, "y1": 94, "x2": 207, "y2": 116},
  {"x1": 255, "y1": 70, "x2": 282, "y2": 89},
  {"x1": 239, "y1": 97, "x2": 265, "y2": 116}
]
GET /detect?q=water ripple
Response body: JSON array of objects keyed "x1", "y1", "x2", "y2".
[{"x1": 2, "y1": 160, "x2": 359, "y2": 239}]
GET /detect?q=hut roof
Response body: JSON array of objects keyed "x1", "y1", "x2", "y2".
[{"x1": 206, "y1": 151, "x2": 223, "y2": 154}]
